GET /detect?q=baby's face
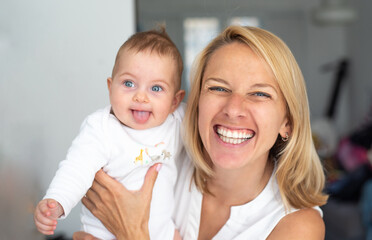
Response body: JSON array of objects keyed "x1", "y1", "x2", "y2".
[{"x1": 108, "y1": 49, "x2": 181, "y2": 130}]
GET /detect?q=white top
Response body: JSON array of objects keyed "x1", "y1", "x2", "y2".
[
  {"x1": 173, "y1": 156, "x2": 323, "y2": 240},
  {"x1": 45, "y1": 103, "x2": 186, "y2": 240}
]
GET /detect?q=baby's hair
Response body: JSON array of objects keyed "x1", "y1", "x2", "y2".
[{"x1": 112, "y1": 24, "x2": 183, "y2": 90}]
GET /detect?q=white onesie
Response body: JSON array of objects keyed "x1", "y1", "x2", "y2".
[{"x1": 44, "y1": 103, "x2": 185, "y2": 240}]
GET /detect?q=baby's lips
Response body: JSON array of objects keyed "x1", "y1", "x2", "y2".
[{"x1": 132, "y1": 110, "x2": 150, "y2": 124}]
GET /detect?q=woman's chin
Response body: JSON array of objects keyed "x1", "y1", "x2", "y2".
[{"x1": 210, "y1": 155, "x2": 248, "y2": 171}]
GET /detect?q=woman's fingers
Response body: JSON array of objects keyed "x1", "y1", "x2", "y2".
[
  {"x1": 72, "y1": 231, "x2": 100, "y2": 240},
  {"x1": 81, "y1": 195, "x2": 94, "y2": 212},
  {"x1": 93, "y1": 164, "x2": 161, "y2": 195},
  {"x1": 141, "y1": 163, "x2": 161, "y2": 196},
  {"x1": 83, "y1": 184, "x2": 107, "y2": 216},
  {"x1": 89, "y1": 178, "x2": 106, "y2": 198},
  {"x1": 94, "y1": 169, "x2": 123, "y2": 189}
]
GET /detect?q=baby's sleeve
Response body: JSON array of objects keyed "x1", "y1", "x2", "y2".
[{"x1": 44, "y1": 109, "x2": 110, "y2": 218}]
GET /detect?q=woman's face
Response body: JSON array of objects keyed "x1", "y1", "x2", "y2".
[{"x1": 198, "y1": 42, "x2": 290, "y2": 171}]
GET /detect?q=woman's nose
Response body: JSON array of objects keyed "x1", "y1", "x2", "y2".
[
  {"x1": 222, "y1": 94, "x2": 247, "y2": 119},
  {"x1": 133, "y1": 91, "x2": 149, "y2": 103}
]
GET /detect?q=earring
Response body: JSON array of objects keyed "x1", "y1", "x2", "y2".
[{"x1": 281, "y1": 132, "x2": 289, "y2": 142}]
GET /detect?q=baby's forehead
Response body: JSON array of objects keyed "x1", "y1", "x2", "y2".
[
  {"x1": 114, "y1": 49, "x2": 181, "y2": 87},
  {"x1": 119, "y1": 47, "x2": 174, "y2": 61}
]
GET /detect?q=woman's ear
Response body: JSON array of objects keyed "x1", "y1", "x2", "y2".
[
  {"x1": 279, "y1": 117, "x2": 292, "y2": 139},
  {"x1": 170, "y1": 90, "x2": 185, "y2": 112}
]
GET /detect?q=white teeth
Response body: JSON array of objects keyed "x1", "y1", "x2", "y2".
[
  {"x1": 216, "y1": 126, "x2": 254, "y2": 145},
  {"x1": 233, "y1": 131, "x2": 238, "y2": 138}
]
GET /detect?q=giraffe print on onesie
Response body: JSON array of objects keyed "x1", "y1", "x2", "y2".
[{"x1": 134, "y1": 142, "x2": 172, "y2": 166}]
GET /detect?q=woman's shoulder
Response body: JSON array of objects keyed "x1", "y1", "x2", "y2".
[{"x1": 267, "y1": 208, "x2": 325, "y2": 240}]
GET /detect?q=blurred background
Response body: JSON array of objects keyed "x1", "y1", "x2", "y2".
[{"x1": 0, "y1": 0, "x2": 371, "y2": 239}]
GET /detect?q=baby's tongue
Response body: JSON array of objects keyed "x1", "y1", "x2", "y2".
[{"x1": 132, "y1": 110, "x2": 150, "y2": 124}]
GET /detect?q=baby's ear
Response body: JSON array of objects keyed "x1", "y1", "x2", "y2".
[
  {"x1": 107, "y1": 77, "x2": 113, "y2": 93},
  {"x1": 171, "y1": 90, "x2": 185, "y2": 112}
]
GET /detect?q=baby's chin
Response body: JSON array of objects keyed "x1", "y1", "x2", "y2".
[{"x1": 125, "y1": 117, "x2": 165, "y2": 131}]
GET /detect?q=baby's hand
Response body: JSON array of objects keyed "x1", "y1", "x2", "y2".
[{"x1": 34, "y1": 198, "x2": 64, "y2": 235}]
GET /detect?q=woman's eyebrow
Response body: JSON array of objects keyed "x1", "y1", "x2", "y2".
[
  {"x1": 250, "y1": 83, "x2": 278, "y2": 94},
  {"x1": 204, "y1": 78, "x2": 279, "y2": 94},
  {"x1": 204, "y1": 78, "x2": 229, "y2": 85}
]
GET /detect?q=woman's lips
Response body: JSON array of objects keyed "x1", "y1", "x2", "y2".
[{"x1": 215, "y1": 125, "x2": 255, "y2": 145}]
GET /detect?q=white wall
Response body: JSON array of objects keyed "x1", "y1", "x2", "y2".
[{"x1": 0, "y1": 0, "x2": 135, "y2": 238}]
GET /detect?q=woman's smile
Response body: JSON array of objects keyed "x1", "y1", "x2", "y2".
[{"x1": 215, "y1": 125, "x2": 255, "y2": 145}]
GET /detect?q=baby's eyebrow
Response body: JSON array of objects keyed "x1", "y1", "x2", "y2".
[
  {"x1": 152, "y1": 79, "x2": 171, "y2": 88},
  {"x1": 117, "y1": 72, "x2": 135, "y2": 79}
]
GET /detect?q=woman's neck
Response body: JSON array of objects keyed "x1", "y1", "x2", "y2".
[{"x1": 206, "y1": 159, "x2": 274, "y2": 207}]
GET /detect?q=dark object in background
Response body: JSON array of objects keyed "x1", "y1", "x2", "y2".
[
  {"x1": 326, "y1": 121, "x2": 372, "y2": 202},
  {"x1": 360, "y1": 179, "x2": 372, "y2": 240},
  {"x1": 350, "y1": 123, "x2": 372, "y2": 150},
  {"x1": 326, "y1": 163, "x2": 372, "y2": 202},
  {"x1": 46, "y1": 234, "x2": 72, "y2": 240}
]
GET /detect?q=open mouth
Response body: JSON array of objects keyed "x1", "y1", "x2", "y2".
[
  {"x1": 215, "y1": 125, "x2": 255, "y2": 145},
  {"x1": 132, "y1": 110, "x2": 151, "y2": 124}
]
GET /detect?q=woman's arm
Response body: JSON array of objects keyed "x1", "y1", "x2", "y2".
[
  {"x1": 267, "y1": 208, "x2": 325, "y2": 240},
  {"x1": 76, "y1": 163, "x2": 162, "y2": 240}
]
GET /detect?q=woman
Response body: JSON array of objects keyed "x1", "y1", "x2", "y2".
[{"x1": 75, "y1": 26, "x2": 328, "y2": 239}]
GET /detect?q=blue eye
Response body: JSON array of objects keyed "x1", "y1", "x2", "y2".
[
  {"x1": 209, "y1": 86, "x2": 228, "y2": 92},
  {"x1": 151, "y1": 85, "x2": 163, "y2": 92},
  {"x1": 124, "y1": 80, "x2": 134, "y2": 88},
  {"x1": 254, "y1": 92, "x2": 270, "y2": 98}
]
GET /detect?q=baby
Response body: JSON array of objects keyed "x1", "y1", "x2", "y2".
[{"x1": 34, "y1": 27, "x2": 185, "y2": 240}]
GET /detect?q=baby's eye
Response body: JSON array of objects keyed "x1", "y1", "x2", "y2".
[
  {"x1": 253, "y1": 92, "x2": 271, "y2": 98},
  {"x1": 124, "y1": 80, "x2": 135, "y2": 88},
  {"x1": 209, "y1": 86, "x2": 228, "y2": 92},
  {"x1": 151, "y1": 85, "x2": 163, "y2": 92}
]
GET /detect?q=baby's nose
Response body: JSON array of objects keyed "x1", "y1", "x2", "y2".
[{"x1": 133, "y1": 91, "x2": 149, "y2": 103}]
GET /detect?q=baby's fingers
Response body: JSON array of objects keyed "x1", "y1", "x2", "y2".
[
  {"x1": 34, "y1": 207, "x2": 57, "y2": 227},
  {"x1": 35, "y1": 220, "x2": 56, "y2": 235},
  {"x1": 38, "y1": 201, "x2": 53, "y2": 217},
  {"x1": 46, "y1": 198, "x2": 58, "y2": 209},
  {"x1": 34, "y1": 213, "x2": 57, "y2": 235}
]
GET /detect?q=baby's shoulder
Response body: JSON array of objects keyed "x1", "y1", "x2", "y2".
[
  {"x1": 85, "y1": 105, "x2": 110, "y2": 119},
  {"x1": 173, "y1": 102, "x2": 187, "y2": 120},
  {"x1": 80, "y1": 106, "x2": 111, "y2": 128}
]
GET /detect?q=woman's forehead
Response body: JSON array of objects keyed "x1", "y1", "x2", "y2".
[{"x1": 203, "y1": 43, "x2": 277, "y2": 83}]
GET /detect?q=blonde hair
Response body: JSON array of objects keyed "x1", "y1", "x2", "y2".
[
  {"x1": 184, "y1": 25, "x2": 328, "y2": 209},
  {"x1": 112, "y1": 25, "x2": 183, "y2": 91}
]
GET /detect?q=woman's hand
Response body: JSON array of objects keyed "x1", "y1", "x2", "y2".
[
  {"x1": 72, "y1": 231, "x2": 100, "y2": 240},
  {"x1": 81, "y1": 163, "x2": 162, "y2": 240}
]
